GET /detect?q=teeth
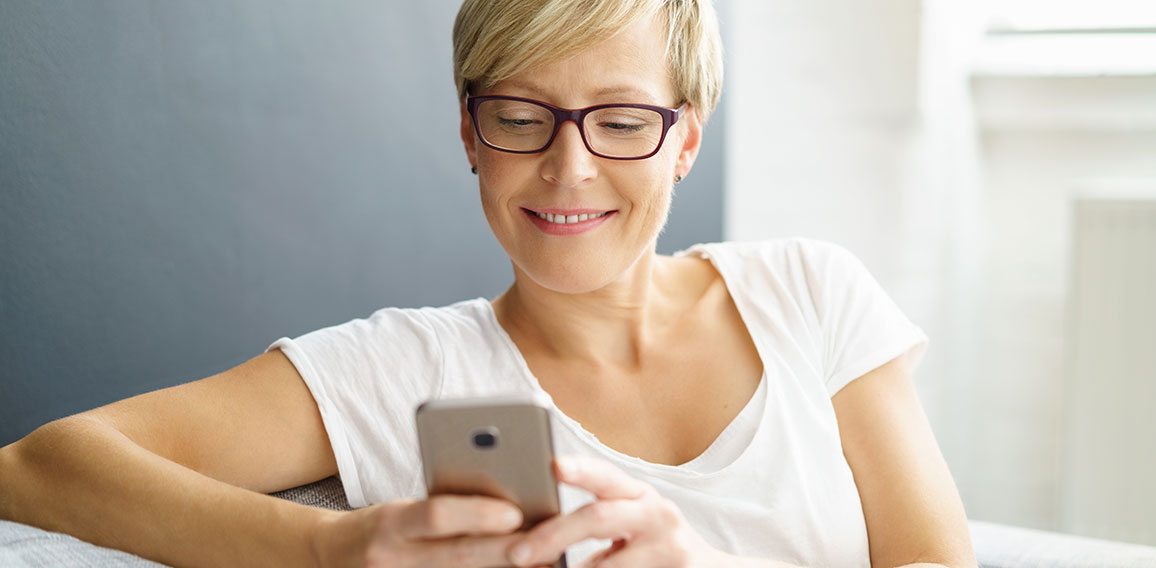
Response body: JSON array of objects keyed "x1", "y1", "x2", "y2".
[{"x1": 533, "y1": 211, "x2": 609, "y2": 224}]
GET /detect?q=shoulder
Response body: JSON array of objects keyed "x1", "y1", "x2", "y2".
[
  {"x1": 681, "y1": 237, "x2": 856, "y2": 266},
  {"x1": 272, "y1": 298, "x2": 495, "y2": 381},
  {"x1": 298, "y1": 298, "x2": 492, "y2": 346},
  {"x1": 680, "y1": 237, "x2": 865, "y2": 294},
  {"x1": 681, "y1": 238, "x2": 900, "y2": 342}
]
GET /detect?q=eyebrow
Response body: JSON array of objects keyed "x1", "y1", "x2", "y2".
[
  {"x1": 503, "y1": 81, "x2": 659, "y2": 103},
  {"x1": 594, "y1": 85, "x2": 655, "y2": 99},
  {"x1": 501, "y1": 81, "x2": 549, "y2": 97}
]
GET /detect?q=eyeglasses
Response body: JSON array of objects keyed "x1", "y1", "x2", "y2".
[{"x1": 466, "y1": 95, "x2": 686, "y2": 160}]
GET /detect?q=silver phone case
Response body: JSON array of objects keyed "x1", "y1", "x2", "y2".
[{"x1": 416, "y1": 393, "x2": 567, "y2": 567}]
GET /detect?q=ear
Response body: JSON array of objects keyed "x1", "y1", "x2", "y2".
[
  {"x1": 674, "y1": 105, "x2": 703, "y2": 179},
  {"x1": 460, "y1": 102, "x2": 478, "y2": 170}
]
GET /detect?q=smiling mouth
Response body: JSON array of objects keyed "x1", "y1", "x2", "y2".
[{"x1": 523, "y1": 208, "x2": 615, "y2": 225}]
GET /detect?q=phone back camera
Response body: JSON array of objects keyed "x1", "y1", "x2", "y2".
[{"x1": 471, "y1": 428, "x2": 499, "y2": 450}]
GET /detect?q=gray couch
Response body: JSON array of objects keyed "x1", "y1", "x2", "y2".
[{"x1": 3, "y1": 476, "x2": 1155, "y2": 567}]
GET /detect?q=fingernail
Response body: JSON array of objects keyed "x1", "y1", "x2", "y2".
[
  {"x1": 555, "y1": 456, "x2": 572, "y2": 476},
  {"x1": 510, "y1": 542, "x2": 532, "y2": 564},
  {"x1": 504, "y1": 509, "x2": 523, "y2": 528}
]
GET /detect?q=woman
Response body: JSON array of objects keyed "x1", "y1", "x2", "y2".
[{"x1": 0, "y1": 0, "x2": 976, "y2": 566}]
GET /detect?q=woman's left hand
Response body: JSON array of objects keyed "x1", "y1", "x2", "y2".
[{"x1": 506, "y1": 454, "x2": 730, "y2": 568}]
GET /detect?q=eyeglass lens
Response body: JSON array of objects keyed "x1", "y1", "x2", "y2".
[{"x1": 475, "y1": 99, "x2": 665, "y2": 158}]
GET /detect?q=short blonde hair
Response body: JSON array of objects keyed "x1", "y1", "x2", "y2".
[{"x1": 452, "y1": 0, "x2": 723, "y2": 123}]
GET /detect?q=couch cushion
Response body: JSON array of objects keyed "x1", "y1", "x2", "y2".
[
  {"x1": 0, "y1": 520, "x2": 163, "y2": 567},
  {"x1": 6, "y1": 480, "x2": 1156, "y2": 568},
  {"x1": 0, "y1": 478, "x2": 350, "y2": 567},
  {"x1": 972, "y1": 520, "x2": 1156, "y2": 568}
]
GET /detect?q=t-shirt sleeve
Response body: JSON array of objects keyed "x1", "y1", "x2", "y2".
[
  {"x1": 267, "y1": 308, "x2": 444, "y2": 508},
  {"x1": 798, "y1": 240, "x2": 928, "y2": 397}
]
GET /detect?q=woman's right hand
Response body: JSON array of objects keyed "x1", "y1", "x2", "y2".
[{"x1": 314, "y1": 494, "x2": 541, "y2": 568}]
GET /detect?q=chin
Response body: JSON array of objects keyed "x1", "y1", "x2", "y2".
[{"x1": 517, "y1": 256, "x2": 623, "y2": 295}]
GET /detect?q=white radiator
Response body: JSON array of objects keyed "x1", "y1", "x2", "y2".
[{"x1": 1061, "y1": 195, "x2": 1156, "y2": 546}]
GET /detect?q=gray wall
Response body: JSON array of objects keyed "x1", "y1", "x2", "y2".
[{"x1": 0, "y1": 1, "x2": 726, "y2": 446}]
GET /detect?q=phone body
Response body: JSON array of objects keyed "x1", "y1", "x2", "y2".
[{"x1": 416, "y1": 393, "x2": 567, "y2": 567}]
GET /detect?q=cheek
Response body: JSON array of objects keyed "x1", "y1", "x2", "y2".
[
  {"x1": 628, "y1": 163, "x2": 675, "y2": 218},
  {"x1": 476, "y1": 155, "x2": 521, "y2": 214},
  {"x1": 647, "y1": 186, "x2": 674, "y2": 232},
  {"x1": 476, "y1": 157, "x2": 537, "y2": 250},
  {"x1": 478, "y1": 181, "x2": 514, "y2": 241}
]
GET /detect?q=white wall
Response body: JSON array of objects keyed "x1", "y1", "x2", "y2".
[
  {"x1": 726, "y1": 0, "x2": 1156, "y2": 544},
  {"x1": 725, "y1": 0, "x2": 920, "y2": 272},
  {"x1": 724, "y1": 0, "x2": 964, "y2": 464}
]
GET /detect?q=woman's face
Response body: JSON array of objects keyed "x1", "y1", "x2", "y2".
[{"x1": 460, "y1": 14, "x2": 703, "y2": 295}]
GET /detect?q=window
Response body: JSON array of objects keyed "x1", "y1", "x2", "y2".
[
  {"x1": 987, "y1": 0, "x2": 1156, "y2": 34},
  {"x1": 974, "y1": 1, "x2": 1156, "y2": 76}
]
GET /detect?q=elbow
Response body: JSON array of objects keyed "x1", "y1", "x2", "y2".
[
  {"x1": 0, "y1": 416, "x2": 116, "y2": 521},
  {"x1": 0, "y1": 439, "x2": 16, "y2": 521},
  {"x1": 0, "y1": 424, "x2": 50, "y2": 521},
  {"x1": 6, "y1": 416, "x2": 97, "y2": 464}
]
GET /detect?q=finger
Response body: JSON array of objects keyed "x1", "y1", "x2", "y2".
[
  {"x1": 572, "y1": 539, "x2": 626, "y2": 568},
  {"x1": 585, "y1": 540, "x2": 665, "y2": 568},
  {"x1": 554, "y1": 455, "x2": 650, "y2": 500},
  {"x1": 398, "y1": 495, "x2": 523, "y2": 539},
  {"x1": 411, "y1": 532, "x2": 524, "y2": 568},
  {"x1": 509, "y1": 500, "x2": 650, "y2": 566}
]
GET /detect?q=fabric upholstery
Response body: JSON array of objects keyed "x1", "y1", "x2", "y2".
[{"x1": 268, "y1": 476, "x2": 353, "y2": 512}]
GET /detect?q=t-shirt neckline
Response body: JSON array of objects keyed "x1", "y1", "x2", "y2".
[{"x1": 474, "y1": 243, "x2": 770, "y2": 478}]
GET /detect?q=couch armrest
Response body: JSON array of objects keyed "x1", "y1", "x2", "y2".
[
  {"x1": 0, "y1": 478, "x2": 353, "y2": 568},
  {"x1": 0, "y1": 519, "x2": 164, "y2": 567},
  {"x1": 972, "y1": 519, "x2": 1156, "y2": 568}
]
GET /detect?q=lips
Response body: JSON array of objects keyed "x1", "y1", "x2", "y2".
[
  {"x1": 527, "y1": 209, "x2": 613, "y2": 225},
  {"x1": 522, "y1": 207, "x2": 616, "y2": 234}
]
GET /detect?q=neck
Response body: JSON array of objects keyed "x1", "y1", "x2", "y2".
[{"x1": 493, "y1": 248, "x2": 677, "y2": 369}]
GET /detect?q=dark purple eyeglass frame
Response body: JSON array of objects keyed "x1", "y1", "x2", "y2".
[{"x1": 466, "y1": 94, "x2": 687, "y2": 160}]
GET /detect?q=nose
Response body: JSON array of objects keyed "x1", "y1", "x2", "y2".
[{"x1": 540, "y1": 120, "x2": 597, "y2": 188}]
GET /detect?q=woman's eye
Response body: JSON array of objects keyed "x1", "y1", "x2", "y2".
[
  {"x1": 605, "y1": 121, "x2": 642, "y2": 131},
  {"x1": 599, "y1": 121, "x2": 645, "y2": 133},
  {"x1": 498, "y1": 117, "x2": 539, "y2": 127}
]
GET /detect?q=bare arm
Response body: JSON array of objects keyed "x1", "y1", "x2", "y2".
[
  {"x1": 831, "y1": 353, "x2": 977, "y2": 568},
  {"x1": 0, "y1": 350, "x2": 340, "y2": 567}
]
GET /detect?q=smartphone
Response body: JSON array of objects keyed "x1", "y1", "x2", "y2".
[{"x1": 416, "y1": 393, "x2": 567, "y2": 567}]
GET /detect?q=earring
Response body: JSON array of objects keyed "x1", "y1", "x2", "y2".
[
  {"x1": 674, "y1": 174, "x2": 683, "y2": 184},
  {"x1": 471, "y1": 166, "x2": 477, "y2": 175}
]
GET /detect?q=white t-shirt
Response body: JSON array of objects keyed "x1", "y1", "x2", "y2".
[{"x1": 270, "y1": 238, "x2": 928, "y2": 567}]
